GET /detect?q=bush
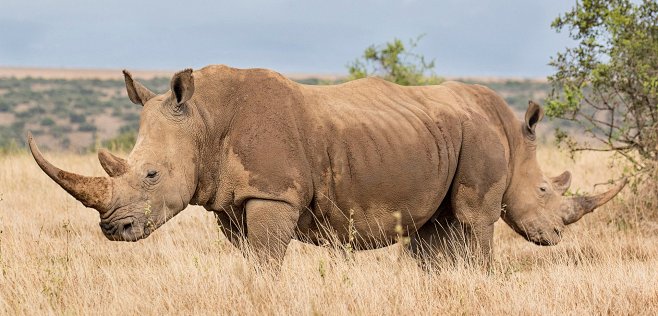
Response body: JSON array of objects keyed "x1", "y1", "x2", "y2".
[
  {"x1": 78, "y1": 123, "x2": 97, "y2": 132},
  {"x1": 102, "y1": 130, "x2": 136, "y2": 152},
  {"x1": 347, "y1": 36, "x2": 441, "y2": 86},
  {"x1": 52, "y1": 125, "x2": 73, "y2": 138},
  {"x1": 69, "y1": 113, "x2": 86, "y2": 123},
  {"x1": 122, "y1": 112, "x2": 140, "y2": 122},
  {"x1": 40, "y1": 117, "x2": 55, "y2": 126},
  {"x1": 0, "y1": 100, "x2": 10, "y2": 112}
]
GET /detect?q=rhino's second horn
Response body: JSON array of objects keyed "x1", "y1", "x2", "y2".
[{"x1": 98, "y1": 148, "x2": 129, "y2": 177}]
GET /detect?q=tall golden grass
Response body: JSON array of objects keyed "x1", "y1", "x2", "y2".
[{"x1": 0, "y1": 147, "x2": 656, "y2": 315}]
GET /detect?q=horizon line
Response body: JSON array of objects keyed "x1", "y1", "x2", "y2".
[{"x1": 0, "y1": 65, "x2": 548, "y2": 83}]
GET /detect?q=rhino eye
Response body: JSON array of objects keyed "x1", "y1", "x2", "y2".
[
  {"x1": 146, "y1": 170, "x2": 158, "y2": 179},
  {"x1": 539, "y1": 186, "x2": 548, "y2": 193}
]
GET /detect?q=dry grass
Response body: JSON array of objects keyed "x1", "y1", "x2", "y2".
[{"x1": 0, "y1": 148, "x2": 656, "y2": 315}]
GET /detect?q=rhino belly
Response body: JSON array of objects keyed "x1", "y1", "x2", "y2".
[{"x1": 304, "y1": 120, "x2": 446, "y2": 249}]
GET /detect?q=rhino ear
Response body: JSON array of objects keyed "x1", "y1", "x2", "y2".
[
  {"x1": 524, "y1": 100, "x2": 544, "y2": 138},
  {"x1": 123, "y1": 70, "x2": 156, "y2": 106},
  {"x1": 551, "y1": 171, "x2": 572, "y2": 195},
  {"x1": 170, "y1": 68, "x2": 195, "y2": 105}
]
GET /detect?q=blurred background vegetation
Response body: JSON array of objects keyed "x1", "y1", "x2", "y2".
[{"x1": 0, "y1": 77, "x2": 169, "y2": 153}]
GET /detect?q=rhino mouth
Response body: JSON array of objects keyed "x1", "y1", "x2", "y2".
[
  {"x1": 99, "y1": 203, "x2": 177, "y2": 241},
  {"x1": 100, "y1": 216, "x2": 151, "y2": 242},
  {"x1": 503, "y1": 215, "x2": 565, "y2": 246},
  {"x1": 99, "y1": 211, "x2": 160, "y2": 242},
  {"x1": 523, "y1": 226, "x2": 563, "y2": 246}
]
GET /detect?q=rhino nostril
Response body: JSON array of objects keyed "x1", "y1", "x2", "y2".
[
  {"x1": 122, "y1": 222, "x2": 133, "y2": 232},
  {"x1": 100, "y1": 222, "x2": 113, "y2": 233},
  {"x1": 554, "y1": 228, "x2": 562, "y2": 237}
]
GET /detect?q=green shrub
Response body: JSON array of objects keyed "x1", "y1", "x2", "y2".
[
  {"x1": 40, "y1": 117, "x2": 55, "y2": 126},
  {"x1": 69, "y1": 113, "x2": 86, "y2": 123},
  {"x1": 102, "y1": 130, "x2": 136, "y2": 152},
  {"x1": 347, "y1": 36, "x2": 441, "y2": 86},
  {"x1": 78, "y1": 123, "x2": 97, "y2": 132}
]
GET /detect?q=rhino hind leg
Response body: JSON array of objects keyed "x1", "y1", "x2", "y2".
[
  {"x1": 407, "y1": 201, "x2": 479, "y2": 268},
  {"x1": 408, "y1": 204, "x2": 496, "y2": 270},
  {"x1": 407, "y1": 206, "x2": 460, "y2": 265}
]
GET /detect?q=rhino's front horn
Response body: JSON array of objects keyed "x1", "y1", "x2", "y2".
[
  {"x1": 27, "y1": 132, "x2": 112, "y2": 212},
  {"x1": 561, "y1": 178, "x2": 627, "y2": 225},
  {"x1": 98, "y1": 148, "x2": 128, "y2": 177}
]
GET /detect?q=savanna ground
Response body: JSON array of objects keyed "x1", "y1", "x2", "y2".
[{"x1": 0, "y1": 146, "x2": 657, "y2": 315}]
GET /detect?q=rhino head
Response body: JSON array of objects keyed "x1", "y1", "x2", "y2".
[
  {"x1": 28, "y1": 69, "x2": 200, "y2": 241},
  {"x1": 501, "y1": 101, "x2": 626, "y2": 246}
]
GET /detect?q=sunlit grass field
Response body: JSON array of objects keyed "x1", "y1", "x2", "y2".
[{"x1": 0, "y1": 147, "x2": 656, "y2": 314}]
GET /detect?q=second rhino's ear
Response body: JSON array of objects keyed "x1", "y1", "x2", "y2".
[
  {"x1": 170, "y1": 68, "x2": 195, "y2": 105},
  {"x1": 524, "y1": 100, "x2": 544, "y2": 138},
  {"x1": 123, "y1": 70, "x2": 156, "y2": 106}
]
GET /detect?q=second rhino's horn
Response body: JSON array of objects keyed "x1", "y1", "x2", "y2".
[{"x1": 561, "y1": 178, "x2": 627, "y2": 225}]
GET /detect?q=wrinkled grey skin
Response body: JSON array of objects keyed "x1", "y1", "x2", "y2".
[{"x1": 29, "y1": 65, "x2": 626, "y2": 266}]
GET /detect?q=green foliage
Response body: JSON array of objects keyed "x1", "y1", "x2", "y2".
[
  {"x1": 78, "y1": 122, "x2": 97, "y2": 132},
  {"x1": 547, "y1": 0, "x2": 658, "y2": 170},
  {"x1": 69, "y1": 113, "x2": 86, "y2": 123},
  {"x1": 0, "y1": 99, "x2": 10, "y2": 112},
  {"x1": 0, "y1": 126, "x2": 24, "y2": 154},
  {"x1": 51, "y1": 125, "x2": 72, "y2": 136},
  {"x1": 40, "y1": 117, "x2": 55, "y2": 126},
  {"x1": 102, "y1": 129, "x2": 137, "y2": 152},
  {"x1": 0, "y1": 138, "x2": 22, "y2": 154},
  {"x1": 293, "y1": 78, "x2": 342, "y2": 85},
  {"x1": 347, "y1": 36, "x2": 441, "y2": 86}
]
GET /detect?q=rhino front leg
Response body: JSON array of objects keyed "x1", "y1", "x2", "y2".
[
  {"x1": 457, "y1": 220, "x2": 495, "y2": 267},
  {"x1": 450, "y1": 180, "x2": 505, "y2": 268},
  {"x1": 447, "y1": 120, "x2": 507, "y2": 268},
  {"x1": 245, "y1": 199, "x2": 300, "y2": 266}
]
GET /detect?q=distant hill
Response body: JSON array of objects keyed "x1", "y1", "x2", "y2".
[
  {"x1": 0, "y1": 67, "x2": 565, "y2": 153},
  {"x1": 0, "y1": 67, "x2": 344, "y2": 81}
]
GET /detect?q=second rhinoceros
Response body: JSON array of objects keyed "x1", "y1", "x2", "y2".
[{"x1": 28, "y1": 65, "x2": 625, "y2": 265}]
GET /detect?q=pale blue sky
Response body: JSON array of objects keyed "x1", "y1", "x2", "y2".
[{"x1": 0, "y1": 0, "x2": 575, "y2": 77}]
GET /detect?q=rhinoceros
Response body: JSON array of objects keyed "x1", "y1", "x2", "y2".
[{"x1": 28, "y1": 65, "x2": 626, "y2": 265}]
